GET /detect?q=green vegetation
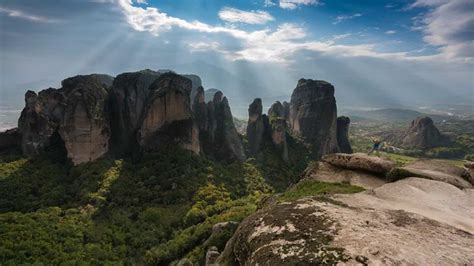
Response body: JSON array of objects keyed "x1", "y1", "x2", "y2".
[
  {"x1": 279, "y1": 180, "x2": 364, "y2": 202},
  {"x1": 0, "y1": 148, "x2": 272, "y2": 265},
  {"x1": 253, "y1": 135, "x2": 310, "y2": 192}
]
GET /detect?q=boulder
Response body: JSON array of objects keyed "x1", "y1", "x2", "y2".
[
  {"x1": 18, "y1": 89, "x2": 66, "y2": 155},
  {"x1": 218, "y1": 178, "x2": 474, "y2": 265},
  {"x1": 401, "y1": 116, "x2": 449, "y2": 149},
  {"x1": 0, "y1": 128, "x2": 21, "y2": 152},
  {"x1": 336, "y1": 116, "x2": 352, "y2": 153},
  {"x1": 59, "y1": 74, "x2": 114, "y2": 165},
  {"x1": 388, "y1": 160, "x2": 472, "y2": 189},
  {"x1": 322, "y1": 153, "x2": 396, "y2": 175},
  {"x1": 465, "y1": 162, "x2": 474, "y2": 185},
  {"x1": 246, "y1": 98, "x2": 264, "y2": 156},
  {"x1": 137, "y1": 73, "x2": 200, "y2": 154},
  {"x1": 109, "y1": 69, "x2": 161, "y2": 155},
  {"x1": 289, "y1": 79, "x2": 338, "y2": 159},
  {"x1": 205, "y1": 246, "x2": 220, "y2": 266},
  {"x1": 303, "y1": 161, "x2": 387, "y2": 189}
]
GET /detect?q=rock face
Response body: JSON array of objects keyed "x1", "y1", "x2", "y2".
[
  {"x1": 388, "y1": 160, "x2": 473, "y2": 189},
  {"x1": 18, "y1": 89, "x2": 66, "y2": 155},
  {"x1": 0, "y1": 128, "x2": 21, "y2": 152},
  {"x1": 323, "y1": 153, "x2": 396, "y2": 175},
  {"x1": 268, "y1": 101, "x2": 289, "y2": 162},
  {"x1": 246, "y1": 98, "x2": 264, "y2": 156},
  {"x1": 109, "y1": 69, "x2": 162, "y2": 155},
  {"x1": 304, "y1": 161, "x2": 387, "y2": 189},
  {"x1": 401, "y1": 116, "x2": 448, "y2": 149},
  {"x1": 138, "y1": 73, "x2": 200, "y2": 154},
  {"x1": 218, "y1": 178, "x2": 474, "y2": 265},
  {"x1": 197, "y1": 91, "x2": 245, "y2": 162},
  {"x1": 336, "y1": 116, "x2": 352, "y2": 153},
  {"x1": 15, "y1": 70, "x2": 249, "y2": 164},
  {"x1": 59, "y1": 74, "x2": 114, "y2": 165},
  {"x1": 289, "y1": 79, "x2": 338, "y2": 159}
]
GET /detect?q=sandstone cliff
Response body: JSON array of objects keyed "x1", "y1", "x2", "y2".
[
  {"x1": 289, "y1": 79, "x2": 338, "y2": 159},
  {"x1": 138, "y1": 73, "x2": 200, "y2": 154},
  {"x1": 199, "y1": 91, "x2": 246, "y2": 162},
  {"x1": 400, "y1": 116, "x2": 449, "y2": 149},
  {"x1": 336, "y1": 116, "x2": 353, "y2": 153},
  {"x1": 59, "y1": 74, "x2": 114, "y2": 165},
  {"x1": 246, "y1": 98, "x2": 264, "y2": 156}
]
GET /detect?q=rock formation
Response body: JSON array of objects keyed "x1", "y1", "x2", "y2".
[
  {"x1": 109, "y1": 69, "x2": 162, "y2": 155},
  {"x1": 138, "y1": 73, "x2": 200, "y2": 154},
  {"x1": 400, "y1": 116, "x2": 449, "y2": 149},
  {"x1": 194, "y1": 90, "x2": 245, "y2": 162},
  {"x1": 322, "y1": 153, "x2": 395, "y2": 175},
  {"x1": 0, "y1": 128, "x2": 20, "y2": 152},
  {"x1": 388, "y1": 160, "x2": 473, "y2": 188},
  {"x1": 289, "y1": 79, "x2": 338, "y2": 159},
  {"x1": 336, "y1": 116, "x2": 352, "y2": 153},
  {"x1": 18, "y1": 89, "x2": 66, "y2": 155},
  {"x1": 58, "y1": 74, "x2": 113, "y2": 165},
  {"x1": 246, "y1": 98, "x2": 264, "y2": 156},
  {"x1": 268, "y1": 101, "x2": 289, "y2": 162},
  {"x1": 218, "y1": 173, "x2": 474, "y2": 265}
]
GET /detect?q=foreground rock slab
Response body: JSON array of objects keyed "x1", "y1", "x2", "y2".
[
  {"x1": 388, "y1": 160, "x2": 473, "y2": 189},
  {"x1": 323, "y1": 153, "x2": 395, "y2": 175},
  {"x1": 304, "y1": 161, "x2": 387, "y2": 189},
  {"x1": 218, "y1": 178, "x2": 474, "y2": 265}
]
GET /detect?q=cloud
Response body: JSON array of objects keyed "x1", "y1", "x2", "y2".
[
  {"x1": 279, "y1": 0, "x2": 320, "y2": 9},
  {"x1": 385, "y1": 30, "x2": 397, "y2": 34},
  {"x1": 265, "y1": 0, "x2": 320, "y2": 9},
  {"x1": 218, "y1": 7, "x2": 274, "y2": 24},
  {"x1": 116, "y1": 0, "x2": 465, "y2": 64},
  {"x1": 333, "y1": 13, "x2": 362, "y2": 24},
  {"x1": 410, "y1": 0, "x2": 474, "y2": 61},
  {"x1": 0, "y1": 6, "x2": 56, "y2": 23},
  {"x1": 264, "y1": 0, "x2": 277, "y2": 7}
]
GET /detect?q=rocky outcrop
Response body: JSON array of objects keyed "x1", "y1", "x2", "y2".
[
  {"x1": 109, "y1": 69, "x2": 162, "y2": 155},
  {"x1": 388, "y1": 160, "x2": 473, "y2": 189},
  {"x1": 401, "y1": 116, "x2": 449, "y2": 149},
  {"x1": 289, "y1": 79, "x2": 338, "y2": 159},
  {"x1": 0, "y1": 128, "x2": 21, "y2": 152},
  {"x1": 304, "y1": 161, "x2": 387, "y2": 189},
  {"x1": 18, "y1": 89, "x2": 66, "y2": 155},
  {"x1": 218, "y1": 178, "x2": 474, "y2": 265},
  {"x1": 336, "y1": 116, "x2": 352, "y2": 153},
  {"x1": 198, "y1": 91, "x2": 245, "y2": 162},
  {"x1": 246, "y1": 98, "x2": 264, "y2": 156},
  {"x1": 268, "y1": 102, "x2": 289, "y2": 161},
  {"x1": 323, "y1": 153, "x2": 396, "y2": 175},
  {"x1": 193, "y1": 87, "x2": 208, "y2": 131},
  {"x1": 59, "y1": 74, "x2": 114, "y2": 165},
  {"x1": 184, "y1": 74, "x2": 202, "y2": 103},
  {"x1": 138, "y1": 73, "x2": 200, "y2": 154}
]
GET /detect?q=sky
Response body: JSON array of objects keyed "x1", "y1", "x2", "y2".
[{"x1": 0, "y1": 0, "x2": 473, "y2": 118}]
